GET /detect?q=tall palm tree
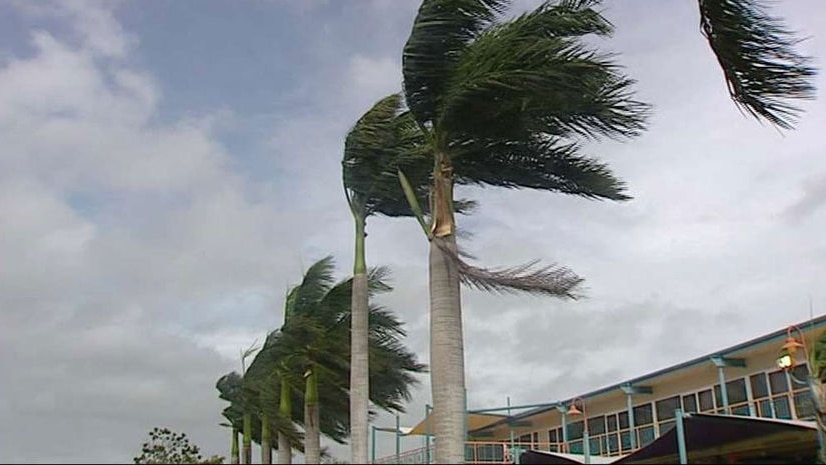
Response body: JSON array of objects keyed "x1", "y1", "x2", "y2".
[
  {"x1": 400, "y1": 0, "x2": 651, "y2": 460},
  {"x1": 343, "y1": 93, "x2": 459, "y2": 464}
]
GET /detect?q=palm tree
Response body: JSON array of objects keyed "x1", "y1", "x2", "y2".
[
  {"x1": 399, "y1": 0, "x2": 652, "y2": 460},
  {"x1": 342, "y1": 93, "x2": 455, "y2": 464},
  {"x1": 246, "y1": 257, "x2": 425, "y2": 463}
]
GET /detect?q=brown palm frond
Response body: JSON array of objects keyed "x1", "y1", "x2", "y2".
[{"x1": 436, "y1": 241, "x2": 585, "y2": 298}]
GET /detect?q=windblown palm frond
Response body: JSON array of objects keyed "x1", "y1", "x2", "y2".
[
  {"x1": 698, "y1": 0, "x2": 815, "y2": 129},
  {"x1": 436, "y1": 242, "x2": 584, "y2": 298},
  {"x1": 403, "y1": 0, "x2": 511, "y2": 123},
  {"x1": 455, "y1": 137, "x2": 630, "y2": 200},
  {"x1": 440, "y1": 2, "x2": 648, "y2": 142}
]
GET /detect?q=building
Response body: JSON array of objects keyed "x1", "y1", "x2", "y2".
[{"x1": 378, "y1": 315, "x2": 825, "y2": 464}]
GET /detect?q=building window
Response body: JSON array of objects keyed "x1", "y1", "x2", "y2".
[
  {"x1": 633, "y1": 403, "x2": 653, "y2": 425},
  {"x1": 588, "y1": 415, "x2": 605, "y2": 436},
  {"x1": 639, "y1": 426, "x2": 656, "y2": 446},
  {"x1": 682, "y1": 393, "x2": 697, "y2": 413},
  {"x1": 791, "y1": 364, "x2": 810, "y2": 389},
  {"x1": 607, "y1": 414, "x2": 618, "y2": 432},
  {"x1": 518, "y1": 433, "x2": 532, "y2": 445},
  {"x1": 568, "y1": 421, "x2": 584, "y2": 441},
  {"x1": 548, "y1": 429, "x2": 558, "y2": 451},
  {"x1": 618, "y1": 411, "x2": 629, "y2": 430},
  {"x1": 698, "y1": 389, "x2": 715, "y2": 412},
  {"x1": 750, "y1": 373, "x2": 769, "y2": 398},
  {"x1": 656, "y1": 396, "x2": 681, "y2": 421},
  {"x1": 607, "y1": 433, "x2": 620, "y2": 454},
  {"x1": 769, "y1": 370, "x2": 789, "y2": 394}
]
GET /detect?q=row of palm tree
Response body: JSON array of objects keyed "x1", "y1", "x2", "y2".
[
  {"x1": 342, "y1": 0, "x2": 815, "y2": 463},
  {"x1": 216, "y1": 257, "x2": 425, "y2": 464}
]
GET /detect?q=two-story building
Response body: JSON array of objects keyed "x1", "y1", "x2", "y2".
[{"x1": 381, "y1": 315, "x2": 823, "y2": 464}]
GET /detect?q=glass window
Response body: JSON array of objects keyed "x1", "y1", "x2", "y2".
[
  {"x1": 549, "y1": 429, "x2": 557, "y2": 443},
  {"x1": 568, "y1": 421, "x2": 584, "y2": 440},
  {"x1": 607, "y1": 414, "x2": 618, "y2": 432},
  {"x1": 750, "y1": 373, "x2": 769, "y2": 398},
  {"x1": 794, "y1": 390, "x2": 816, "y2": 420},
  {"x1": 618, "y1": 411, "x2": 629, "y2": 429},
  {"x1": 698, "y1": 389, "x2": 715, "y2": 412},
  {"x1": 588, "y1": 415, "x2": 605, "y2": 435},
  {"x1": 589, "y1": 436, "x2": 603, "y2": 456},
  {"x1": 533, "y1": 432, "x2": 539, "y2": 445},
  {"x1": 639, "y1": 426, "x2": 656, "y2": 446},
  {"x1": 769, "y1": 370, "x2": 789, "y2": 394},
  {"x1": 659, "y1": 420, "x2": 675, "y2": 435},
  {"x1": 619, "y1": 431, "x2": 632, "y2": 452},
  {"x1": 773, "y1": 396, "x2": 792, "y2": 419},
  {"x1": 713, "y1": 384, "x2": 723, "y2": 409},
  {"x1": 518, "y1": 433, "x2": 532, "y2": 444},
  {"x1": 607, "y1": 433, "x2": 619, "y2": 454},
  {"x1": 726, "y1": 378, "x2": 748, "y2": 404},
  {"x1": 656, "y1": 396, "x2": 681, "y2": 421},
  {"x1": 569, "y1": 440, "x2": 583, "y2": 454},
  {"x1": 757, "y1": 399, "x2": 773, "y2": 418},
  {"x1": 682, "y1": 394, "x2": 697, "y2": 413},
  {"x1": 791, "y1": 364, "x2": 810, "y2": 389},
  {"x1": 633, "y1": 403, "x2": 653, "y2": 425}
]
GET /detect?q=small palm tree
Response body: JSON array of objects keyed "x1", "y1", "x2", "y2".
[{"x1": 246, "y1": 257, "x2": 425, "y2": 464}]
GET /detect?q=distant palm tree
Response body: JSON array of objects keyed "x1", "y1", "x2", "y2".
[{"x1": 244, "y1": 257, "x2": 425, "y2": 464}]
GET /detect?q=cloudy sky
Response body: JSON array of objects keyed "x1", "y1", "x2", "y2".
[{"x1": 1, "y1": 0, "x2": 825, "y2": 463}]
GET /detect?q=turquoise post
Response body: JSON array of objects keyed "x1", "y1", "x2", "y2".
[
  {"x1": 395, "y1": 414, "x2": 401, "y2": 464},
  {"x1": 675, "y1": 408, "x2": 687, "y2": 464},
  {"x1": 371, "y1": 425, "x2": 376, "y2": 464}
]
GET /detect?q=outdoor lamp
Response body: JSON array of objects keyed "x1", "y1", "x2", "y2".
[
  {"x1": 567, "y1": 397, "x2": 590, "y2": 465},
  {"x1": 777, "y1": 326, "x2": 808, "y2": 371}
]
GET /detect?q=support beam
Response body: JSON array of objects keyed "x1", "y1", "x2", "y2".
[
  {"x1": 620, "y1": 384, "x2": 652, "y2": 450},
  {"x1": 675, "y1": 409, "x2": 687, "y2": 464},
  {"x1": 556, "y1": 405, "x2": 569, "y2": 452},
  {"x1": 710, "y1": 357, "x2": 744, "y2": 414}
]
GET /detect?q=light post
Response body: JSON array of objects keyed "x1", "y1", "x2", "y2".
[
  {"x1": 777, "y1": 325, "x2": 826, "y2": 464},
  {"x1": 567, "y1": 397, "x2": 590, "y2": 465}
]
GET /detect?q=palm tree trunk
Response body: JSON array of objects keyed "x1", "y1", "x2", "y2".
[
  {"x1": 350, "y1": 212, "x2": 370, "y2": 465},
  {"x1": 231, "y1": 427, "x2": 240, "y2": 465},
  {"x1": 304, "y1": 367, "x2": 321, "y2": 465},
  {"x1": 262, "y1": 412, "x2": 272, "y2": 464},
  {"x1": 242, "y1": 412, "x2": 252, "y2": 464},
  {"x1": 277, "y1": 378, "x2": 292, "y2": 465},
  {"x1": 429, "y1": 156, "x2": 467, "y2": 464}
]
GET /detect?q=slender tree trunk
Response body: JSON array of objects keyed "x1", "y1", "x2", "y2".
[
  {"x1": 231, "y1": 427, "x2": 240, "y2": 465},
  {"x1": 429, "y1": 155, "x2": 467, "y2": 464},
  {"x1": 242, "y1": 413, "x2": 252, "y2": 464},
  {"x1": 350, "y1": 212, "x2": 370, "y2": 465},
  {"x1": 262, "y1": 412, "x2": 272, "y2": 464},
  {"x1": 277, "y1": 378, "x2": 292, "y2": 465},
  {"x1": 304, "y1": 368, "x2": 321, "y2": 465}
]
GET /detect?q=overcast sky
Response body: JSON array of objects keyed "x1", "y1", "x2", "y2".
[{"x1": 1, "y1": 0, "x2": 825, "y2": 463}]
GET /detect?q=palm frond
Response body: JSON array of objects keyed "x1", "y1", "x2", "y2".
[
  {"x1": 455, "y1": 137, "x2": 630, "y2": 200},
  {"x1": 291, "y1": 256, "x2": 337, "y2": 317},
  {"x1": 440, "y1": 3, "x2": 648, "y2": 142},
  {"x1": 403, "y1": 0, "x2": 510, "y2": 124},
  {"x1": 436, "y1": 241, "x2": 584, "y2": 298},
  {"x1": 367, "y1": 266, "x2": 393, "y2": 296},
  {"x1": 699, "y1": 0, "x2": 815, "y2": 129}
]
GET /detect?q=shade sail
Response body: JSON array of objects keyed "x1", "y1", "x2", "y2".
[
  {"x1": 407, "y1": 412, "x2": 506, "y2": 436},
  {"x1": 615, "y1": 413, "x2": 817, "y2": 464}
]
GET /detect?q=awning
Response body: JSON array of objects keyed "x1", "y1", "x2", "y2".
[
  {"x1": 407, "y1": 412, "x2": 506, "y2": 436},
  {"x1": 615, "y1": 413, "x2": 817, "y2": 464},
  {"x1": 518, "y1": 414, "x2": 817, "y2": 465}
]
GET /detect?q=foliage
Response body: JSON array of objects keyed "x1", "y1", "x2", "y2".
[{"x1": 133, "y1": 427, "x2": 225, "y2": 464}]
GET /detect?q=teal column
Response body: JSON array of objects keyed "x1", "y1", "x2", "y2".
[
  {"x1": 371, "y1": 425, "x2": 377, "y2": 464},
  {"x1": 627, "y1": 394, "x2": 637, "y2": 450},
  {"x1": 561, "y1": 411, "x2": 569, "y2": 452},
  {"x1": 425, "y1": 404, "x2": 432, "y2": 464},
  {"x1": 395, "y1": 414, "x2": 401, "y2": 464},
  {"x1": 675, "y1": 408, "x2": 687, "y2": 464},
  {"x1": 507, "y1": 397, "x2": 514, "y2": 449},
  {"x1": 583, "y1": 430, "x2": 590, "y2": 465},
  {"x1": 717, "y1": 366, "x2": 729, "y2": 413}
]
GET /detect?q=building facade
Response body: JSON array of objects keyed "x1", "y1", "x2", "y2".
[{"x1": 384, "y1": 316, "x2": 824, "y2": 463}]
